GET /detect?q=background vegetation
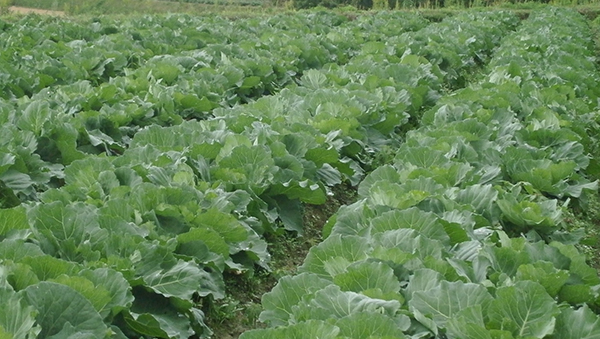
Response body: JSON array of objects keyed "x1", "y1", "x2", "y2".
[
  {"x1": 4, "y1": 0, "x2": 275, "y2": 15},
  {"x1": 3, "y1": 0, "x2": 600, "y2": 13}
]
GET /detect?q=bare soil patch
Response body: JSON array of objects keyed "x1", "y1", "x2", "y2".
[
  {"x1": 205, "y1": 183, "x2": 358, "y2": 338},
  {"x1": 8, "y1": 6, "x2": 66, "y2": 16}
]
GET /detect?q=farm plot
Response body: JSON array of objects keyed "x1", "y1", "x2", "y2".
[
  {"x1": 0, "y1": 7, "x2": 597, "y2": 339},
  {"x1": 241, "y1": 7, "x2": 600, "y2": 339},
  {"x1": 0, "y1": 10, "x2": 515, "y2": 338}
]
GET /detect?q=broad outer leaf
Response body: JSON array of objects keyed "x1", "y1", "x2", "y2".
[
  {"x1": 333, "y1": 261, "x2": 401, "y2": 295},
  {"x1": 63, "y1": 157, "x2": 113, "y2": 188},
  {"x1": 193, "y1": 208, "x2": 248, "y2": 243},
  {"x1": 335, "y1": 312, "x2": 407, "y2": 339},
  {"x1": 0, "y1": 153, "x2": 15, "y2": 176},
  {"x1": 373, "y1": 229, "x2": 444, "y2": 261},
  {"x1": 0, "y1": 170, "x2": 34, "y2": 192},
  {"x1": 16, "y1": 101, "x2": 51, "y2": 136},
  {"x1": 483, "y1": 242, "x2": 531, "y2": 277},
  {"x1": 215, "y1": 145, "x2": 276, "y2": 194},
  {"x1": 239, "y1": 320, "x2": 339, "y2": 339},
  {"x1": 395, "y1": 145, "x2": 447, "y2": 168},
  {"x1": 123, "y1": 288, "x2": 194, "y2": 339},
  {"x1": 3, "y1": 263, "x2": 40, "y2": 292},
  {"x1": 446, "y1": 305, "x2": 492, "y2": 339},
  {"x1": 0, "y1": 288, "x2": 39, "y2": 339},
  {"x1": 50, "y1": 275, "x2": 113, "y2": 320},
  {"x1": 71, "y1": 268, "x2": 133, "y2": 319},
  {"x1": 293, "y1": 285, "x2": 401, "y2": 322},
  {"x1": 20, "y1": 255, "x2": 79, "y2": 282},
  {"x1": 0, "y1": 240, "x2": 44, "y2": 261},
  {"x1": 0, "y1": 206, "x2": 29, "y2": 237},
  {"x1": 403, "y1": 268, "x2": 443, "y2": 302},
  {"x1": 551, "y1": 242, "x2": 600, "y2": 286},
  {"x1": 370, "y1": 208, "x2": 449, "y2": 243},
  {"x1": 267, "y1": 195, "x2": 305, "y2": 233},
  {"x1": 550, "y1": 305, "x2": 600, "y2": 339},
  {"x1": 259, "y1": 272, "x2": 332, "y2": 327},
  {"x1": 29, "y1": 201, "x2": 104, "y2": 261},
  {"x1": 453, "y1": 184, "x2": 498, "y2": 219},
  {"x1": 357, "y1": 165, "x2": 400, "y2": 198},
  {"x1": 268, "y1": 180, "x2": 327, "y2": 205},
  {"x1": 368, "y1": 181, "x2": 430, "y2": 209},
  {"x1": 488, "y1": 281, "x2": 559, "y2": 337},
  {"x1": 135, "y1": 243, "x2": 225, "y2": 300},
  {"x1": 515, "y1": 262, "x2": 569, "y2": 297},
  {"x1": 409, "y1": 280, "x2": 493, "y2": 328},
  {"x1": 299, "y1": 234, "x2": 371, "y2": 279},
  {"x1": 328, "y1": 200, "x2": 372, "y2": 237},
  {"x1": 22, "y1": 282, "x2": 109, "y2": 339}
]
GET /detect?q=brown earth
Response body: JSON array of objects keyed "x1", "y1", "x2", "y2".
[
  {"x1": 8, "y1": 6, "x2": 66, "y2": 16},
  {"x1": 205, "y1": 183, "x2": 358, "y2": 338}
]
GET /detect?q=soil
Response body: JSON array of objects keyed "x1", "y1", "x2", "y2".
[
  {"x1": 204, "y1": 183, "x2": 358, "y2": 338},
  {"x1": 8, "y1": 6, "x2": 66, "y2": 16}
]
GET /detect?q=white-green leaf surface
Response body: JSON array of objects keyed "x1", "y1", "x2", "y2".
[
  {"x1": 22, "y1": 282, "x2": 109, "y2": 339},
  {"x1": 409, "y1": 280, "x2": 493, "y2": 328},
  {"x1": 487, "y1": 281, "x2": 559, "y2": 337},
  {"x1": 259, "y1": 273, "x2": 332, "y2": 326},
  {"x1": 551, "y1": 305, "x2": 600, "y2": 339}
]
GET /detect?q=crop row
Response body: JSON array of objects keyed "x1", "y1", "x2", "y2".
[
  {"x1": 0, "y1": 12, "x2": 355, "y2": 99},
  {"x1": 240, "y1": 7, "x2": 600, "y2": 339},
  {"x1": 0, "y1": 11, "x2": 429, "y2": 205},
  {"x1": 0, "y1": 11, "x2": 433, "y2": 102},
  {"x1": 0, "y1": 11, "x2": 431, "y2": 153},
  {"x1": 0, "y1": 10, "x2": 519, "y2": 338}
]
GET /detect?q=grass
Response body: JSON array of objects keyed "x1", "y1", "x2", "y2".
[
  {"x1": 6, "y1": 0, "x2": 600, "y2": 24},
  {"x1": 563, "y1": 192, "x2": 600, "y2": 276},
  {"x1": 8, "y1": 0, "x2": 279, "y2": 16}
]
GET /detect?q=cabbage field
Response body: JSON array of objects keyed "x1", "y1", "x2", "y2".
[{"x1": 1, "y1": 6, "x2": 600, "y2": 339}]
